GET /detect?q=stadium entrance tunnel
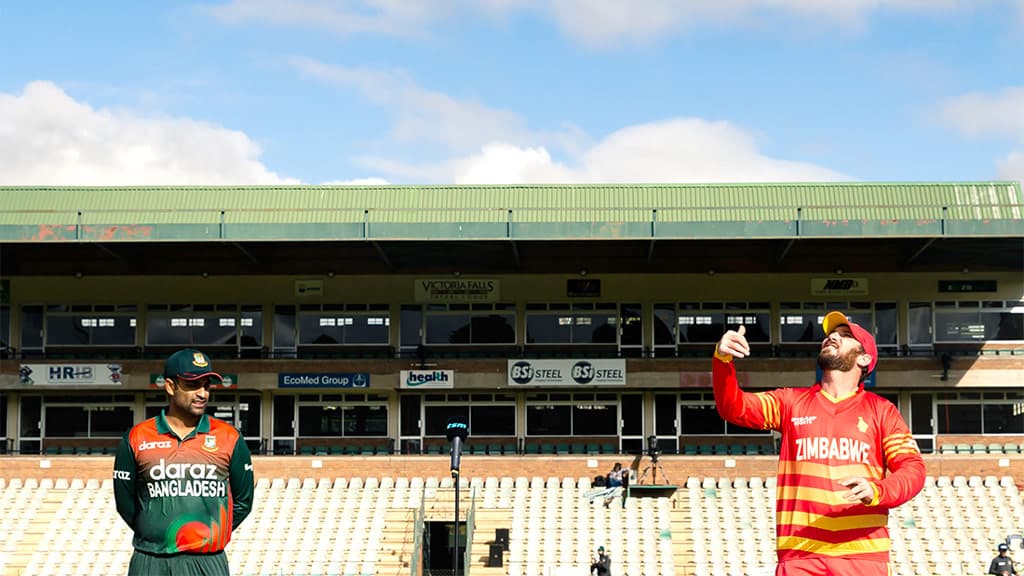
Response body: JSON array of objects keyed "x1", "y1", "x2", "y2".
[{"x1": 424, "y1": 521, "x2": 466, "y2": 576}]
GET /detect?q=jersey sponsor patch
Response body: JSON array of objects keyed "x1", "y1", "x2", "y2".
[
  {"x1": 113, "y1": 470, "x2": 132, "y2": 481},
  {"x1": 149, "y1": 459, "x2": 219, "y2": 481},
  {"x1": 138, "y1": 440, "x2": 173, "y2": 451},
  {"x1": 146, "y1": 458, "x2": 227, "y2": 499}
]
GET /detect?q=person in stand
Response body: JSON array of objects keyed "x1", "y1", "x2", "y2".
[
  {"x1": 606, "y1": 463, "x2": 624, "y2": 488},
  {"x1": 990, "y1": 543, "x2": 1018, "y2": 575},
  {"x1": 114, "y1": 348, "x2": 254, "y2": 576},
  {"x1": 603, "y1": 463, "x2": 626, "y2": 507},
  {"x1": 714, "y1": 311, "x2": 925, "y2": 576},
  {"x1": 590, "y1": 546, "x2": 611, "y2": 576}
]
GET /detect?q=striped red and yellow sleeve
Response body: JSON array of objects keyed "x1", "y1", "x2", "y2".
[
  {"x1": 870, "y1": 401, "x2": 926, "y2": 508},
  {"x1": 712, "y1": 350, "x2": 786, "y2": 431}
]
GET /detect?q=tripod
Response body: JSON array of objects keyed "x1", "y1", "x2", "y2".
[{"x1": 637, "y1": 453, "x2": 670, "y2": 485}]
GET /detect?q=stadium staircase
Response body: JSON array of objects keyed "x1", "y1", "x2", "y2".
[
  {"x1": 667, "y1": 498, "x2": 695, "y2": 575},
  {"x1": 376, "y1": 508, "x2": 418, "y2": 576}
]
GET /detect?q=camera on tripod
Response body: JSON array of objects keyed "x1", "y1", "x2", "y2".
[
  {"x1": 637, "y1": 435, "x2": 669, "y2": 485},
  {"x1": 646, "y1": 435, "x2": 660, "y2": 462}
]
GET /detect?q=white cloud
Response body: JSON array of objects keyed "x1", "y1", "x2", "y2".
[
  {"x1": 204, "y1": 0, "x2": 979, "y2": 47},
  {"x1": 575, "y1": 118, "x2": 847, "y2": 182},
  {"x1": 291, "y1": 57, "x2": 586, "y2": 154},
  {"x1": 321, "y1": 177, "x2": 391, "y2": 185},
  {"x1": 544, "y1": 0, "x2": 973, "y2": 47},
  {"x1": 936, "y1": 86, "x2": 1024, "y2": 141},
  {"x1": 295, "y1": 58, "x2": 846, "y2": 184},
  {"x1": 292, "y1": 57, "x2": 848, "y2": 184},
  {"x1": 997, "y1": 151, "x2": 1024, "y2": 182},
  {"x1": 936, "y1": 86, "x2": 1024, "y2": 185},
  {"x1": 359, "y1": 118, "x2": 849, "y2": 184},
  {"x1": 204, "y1": 0, "x2": 456, "y2": 38},
  {"x1": 452, "y1": 144, "x2": 576, "y2": 183},
  {"x1": 0, "y1": 81, "x2": 297, "y2": 185}
]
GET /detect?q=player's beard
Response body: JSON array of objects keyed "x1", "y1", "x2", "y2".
[
  {"x1": 170, "y1": 390, "x2": 206, "y2": 419},
  {"x1": 817, "y1": 346, "x2": 860, "y2": 373}
]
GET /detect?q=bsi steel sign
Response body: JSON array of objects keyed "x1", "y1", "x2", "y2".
[
  {"x1": 400, "y1": 370, "x2": 454, "y2": 389},
  {"x1": 507, "y1": 359, "x2": 626, "y2": 386}
]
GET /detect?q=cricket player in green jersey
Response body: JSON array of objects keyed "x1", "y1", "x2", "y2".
[{"x1": 114, "y1": 348, "x2": 254, "y2": 575}]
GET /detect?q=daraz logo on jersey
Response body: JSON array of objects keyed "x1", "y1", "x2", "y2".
[
  {"x1": 138, "y1": 440, "x2": 172, "y2": 451},
  {"x1": 795, "y1": 436, "x2": 872, "y2": 464},
  {"x1": 146, "y1": 458, "x2": 227, "y2": 499}
]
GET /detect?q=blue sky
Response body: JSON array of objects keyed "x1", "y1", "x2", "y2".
[{"x1": 0, "y1": 0, "x2": 1022, "y2": 186}]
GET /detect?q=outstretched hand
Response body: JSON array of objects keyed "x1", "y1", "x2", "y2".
[{"x1": 716, "y1": 325, "x2": 751, "y2": 359}]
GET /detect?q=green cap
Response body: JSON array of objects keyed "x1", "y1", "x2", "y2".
[
  {"x1": 597, "y1": 546, "x2": 604, "y2": 552},
  {"x1": 163, "y1": 348, "x2": 223, "y2": 383}
]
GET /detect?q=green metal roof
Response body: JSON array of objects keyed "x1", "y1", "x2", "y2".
[{"x1": 0, "y1": 181, "x2": 1020, "y2": 242}]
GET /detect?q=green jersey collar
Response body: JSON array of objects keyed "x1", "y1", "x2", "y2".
[{"x1": 155, "y1": 410, "x2": 211, "y2": 440}]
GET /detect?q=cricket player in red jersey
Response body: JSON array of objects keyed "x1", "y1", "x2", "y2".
[{"x1": 713, "y1": 311, "x2": 925, "y2": 576}]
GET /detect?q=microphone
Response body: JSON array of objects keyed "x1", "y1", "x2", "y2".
[{"x1": 445, "y1": 416, "x2": 469, "y2": 478}]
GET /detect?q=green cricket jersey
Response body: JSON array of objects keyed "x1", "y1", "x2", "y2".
[{"x1": 113, "y1": 411, "x2": 254, "y2": 555}]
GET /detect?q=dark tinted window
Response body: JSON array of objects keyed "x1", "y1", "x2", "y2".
[
  {"x1": 526, "y1": 405, "x2": 571, "y2": 435},
  {"x1": 273, "y1": 395, "x2": 295, "y2": 436},
  {"x1": 680, "y1": 404, "x2": 724, "y2": 434},
  {"x1": 90, "y1": 407, "x2": 134, "y2": 437},
  {"x1": 572, "y1": 403, "x2": 617, "y2": 435},
  {"x1": 936, "y1": 404, "x2": 981, "y2": 433},
  {"x1": 984, "y1": 404, "x2": 1024, "y2": 434},
  {"x1": 470, "y1": 405, "x2": 515, "y2": 436}
]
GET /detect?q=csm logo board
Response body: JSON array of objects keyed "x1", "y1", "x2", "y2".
[
  {"x1": 399, "y1": 370, "x2": 454, "y2": 389},
  {"x1": 507, "y1": 359, "x2": 626, "y2": 386}
]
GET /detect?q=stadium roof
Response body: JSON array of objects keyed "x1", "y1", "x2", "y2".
[
  {"x1": 0, "y1": 181, "x2": 1020, "y2": 242},
  {"x1": 0, "y1": 182, "x2": 1020, "y2": 276}
]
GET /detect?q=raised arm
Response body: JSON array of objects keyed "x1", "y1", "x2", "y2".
[{"x1": 713, "y1": 325, "x2": 785, "y2": 431}]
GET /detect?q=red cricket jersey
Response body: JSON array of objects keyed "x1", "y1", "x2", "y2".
[
  {"x1": 113, "y1": 412, "x2": 254, "y2": 555},
  {"x1": 713, "y1": 356, "x2": 925, "y2": 566}
]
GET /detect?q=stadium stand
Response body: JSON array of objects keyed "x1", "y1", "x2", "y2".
[
  {"x1": 1, "y1": 184, "x2": 1022, "y2": 576},
  {"x1": 1, "y1": 473, "x2": 1022, "y2": 576}
]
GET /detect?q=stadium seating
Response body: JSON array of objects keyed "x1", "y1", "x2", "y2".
[{"x1": 0, "y1": 474, "x2": 1020, "y2": 576}]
